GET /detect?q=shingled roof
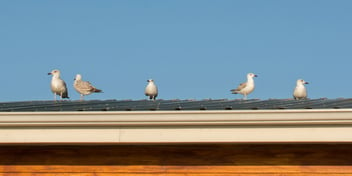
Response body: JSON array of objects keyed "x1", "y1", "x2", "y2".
[{"x1": 0, "y1": 98, "x2": 352, "y2": 112}]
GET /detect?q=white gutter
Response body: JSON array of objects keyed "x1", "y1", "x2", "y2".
[{"x1": 0, "y1": 109, "x2": 352, "y2": 144}]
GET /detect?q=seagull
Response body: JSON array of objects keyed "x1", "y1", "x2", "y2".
[
  {"x1": 145, "y1": 79, "x2": 158, "y2": 100},
  {"x1": 293, "y1": 79, "x2": 309, "y2": 100},
  {"x1": 48, "y1": 69, "x2": 69, "y2": 100},
  {"x1": 73, "y1": 74, "x2": 102, "y2": 100},
  {"x1": 231, "y1": 73, "x2": 258, "y2": 100}
]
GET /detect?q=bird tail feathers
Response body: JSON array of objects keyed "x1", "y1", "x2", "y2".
[
  {"x1": 94, "y1": 88, "x2": 103, "y2": 93},
  {"x1": 230, "y1": 89, "x2": 239, "y2": 94},
  {"x1": 61, "y1": 92, "x2": 69, "y2": 99}
]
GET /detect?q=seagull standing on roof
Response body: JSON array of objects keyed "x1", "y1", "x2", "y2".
[
  {"x1": 48, "y1": 69, "x2": 69, "y2": 101},
  {"x1": 231, "y1": 73, "x2": 258, "y2": 100},
  {"x1": 74, "y1": 74, "x2": 102, "y2": 100},
  {"x1": 145, "y1": 79, "x2": 158, "y2": 100},
  {"x1": 293, "y1": 79, "x2": 309, "y2": 100}
]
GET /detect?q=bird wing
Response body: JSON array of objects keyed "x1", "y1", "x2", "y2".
[
  {"x1": 235, "y1": 82, "x2": 247, "y2": 91},
  {"x1": 76, "y1": 81, "x2": 95, "y2": 91},
  {"x1": 61, "y1": 81, "x2": 69, "y2": 98},
  {"x1": 62, "y1": 85, "x2": 69, "y2": 98},
  {"x1": 231, "y1": 82, "x2": 247, "y2": 93}
]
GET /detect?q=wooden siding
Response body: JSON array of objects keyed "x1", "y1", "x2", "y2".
[{"x1": 0, "y1": 144, "x2": 351, "y2": 175}]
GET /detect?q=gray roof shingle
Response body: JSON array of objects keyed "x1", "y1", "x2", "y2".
[{"x1": 0, "y1": 98, "x2": 352, "y2": 112}]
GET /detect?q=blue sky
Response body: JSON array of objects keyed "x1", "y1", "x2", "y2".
[{"x1": 0, "y1": 0, "x2": 351, "y2": 101}]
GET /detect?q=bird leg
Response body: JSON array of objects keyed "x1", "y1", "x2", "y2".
[{"x1": 243, "y1": 94, "x2": 248, "y2": 100}]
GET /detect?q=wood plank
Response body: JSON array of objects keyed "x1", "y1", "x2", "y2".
[
  {"x1": 1, "y1": 174, "x2": 352, "y2": 176},
  {"x1": 0, "y1": 144, "x2": 351, "y2": 175},
  {"x1": 1, "y1": 166, "x2": 352, "y2": 173},
  {"x1": 1, "y1": 144, "x2": 352, "y2": 165}
]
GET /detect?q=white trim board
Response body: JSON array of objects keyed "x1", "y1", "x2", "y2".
[{"x1": 0, "y1": 109, "x2": 352, "y2": 144}]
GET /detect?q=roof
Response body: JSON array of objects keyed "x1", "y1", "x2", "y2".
[
  {"x1": 2, "y1": 99, "x2": 352, "y2": 144},
  {"x1": 1, "y1": 98, "x2": 352, "y2": 112}
]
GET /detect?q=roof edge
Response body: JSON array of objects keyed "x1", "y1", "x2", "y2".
[{"x1": 1, "y1": 109, "x2": 352, "y2": 144}]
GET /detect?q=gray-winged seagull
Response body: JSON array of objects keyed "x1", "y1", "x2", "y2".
[
  {"x1": 145, "y1": 79, "x2": 158, "y2": 100},
  {"x1": 231, "y1": 73, "x2": 258, "y2": 100},
  {"x1": 48, "y1": 69, "x2": 69, "y2": 100},
  {"x1": 74, "y1": 74, "x2": 102, "y2": 100},
  {"x1": 293, "y1": 79, "x2": 309, "y2": 100}
]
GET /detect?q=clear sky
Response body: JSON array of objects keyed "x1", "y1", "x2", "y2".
[{"x1": 1, "y1": 0, "x2": 351, "y2": 101}]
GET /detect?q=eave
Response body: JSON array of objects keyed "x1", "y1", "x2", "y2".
[{"x1": 1, "y1": 109, "x2": 352, "y2": 144}]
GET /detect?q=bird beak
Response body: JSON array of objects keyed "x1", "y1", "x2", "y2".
[
  {"x1": 48, "y1": 73, "x2": 52, "y2": 75},
  {"x1": 305, "y1": 82, "x2": 309, "y2": 84},
  {"x1": 254, "y1": 75, "x2": 258, "y2": 77}
]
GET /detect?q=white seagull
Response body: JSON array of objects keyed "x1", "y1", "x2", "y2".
[
  {"x1": 145, "y1": 79, "x2": 158, "y2": 100},
  {"x1": 48, "y1": 69, "x2": 69, "y2": 100},
  {"x1": 74, "y1": 74, "x2": 102, "y2": 100},
  {"x1": 293, "y1": 79, "x2": 309, "y2": 100},
  {"x1": 231, "y1": 73, "x2": 258, "y2": 100}
]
